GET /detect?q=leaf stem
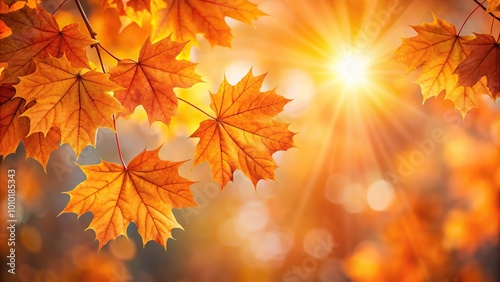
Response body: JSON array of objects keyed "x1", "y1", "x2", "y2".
[
  {"x1": 473, "y1": 0, "x2": 500, "y2": 22},
  {"x1": 459, "y1": 0, "x2": 486, "y2": 35},
  {"x1": 113, "y1": 116, "x2": 127, "y2": 169},
  {"x1": 97, "y1": 43, "x2": 122, "y2": 61},
  {"x1": 51, "y1": 0, "x2": 68, "y2": 15},
  {"x1": 74, "y1": 0, "x2": 127, "y2": 169},
  {"x1": 178, "y1": 97, "x2": 216, "y2": 119}
]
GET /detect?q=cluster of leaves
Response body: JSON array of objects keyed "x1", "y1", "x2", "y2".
[
  {"x1": 0, "y1": 0, "x2": 294, "y2": 250},
  {"x1": 102, "y1": 0, "x2": 265, "y2": 47},
  {"x1": 393, "y1": 0, "x2": 500, "y2": 117}
]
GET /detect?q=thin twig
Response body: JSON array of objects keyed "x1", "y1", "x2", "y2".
[
  {"x1": 97, "y1": 43, "x2": 122, "y2": 61},
  {"x1": 459, "y1": 0, "x2": 485, "y2": 35},
  {"x1": 74, "y1": 0, "x2": 96, "y2": 38},
  {"x1": 74, "y1": 0, "x2": 106, "y2": 72},
  {"x1": 113, "y1": 116, "x2": 127, "y2": 169}
]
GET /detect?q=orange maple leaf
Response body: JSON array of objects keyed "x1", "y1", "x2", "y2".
[
  {"x1": 151, "y1": 0, "x2": 265, "y2": 46},
  {"x1": 0, "y1": 19, "x2": 9, "y2": 39},
  {"x1": 61, "y1": 147, "x2": 196, "y2": 250},
  {"x1": 393, "y1": 15, "x2": 492, "y2": 116},
  {"x1": 0, "y1": 62, "x2": 7, "y2": 81},
  {"x1": 23, "y1": 127, "x2": 60, "y2": 171},
  {"x1": 455, "y1": 33, "x2": 500, "y2": 98},
  {"x1": 393, "y1": 15, "x2": 464, "y2": 71},
  {"x1": 109, "y1": 36, "x2": 201, "y2": 125},
  {"x1": 0, "y1": 0, "x2": 9, "y2": 40},
  {"x1": 0, "y1": 4, "x2": 96, "y2": 83},
  {"x1": 190, "y1": 70, "x2": 295, "y2": 188},
  {"x1": 14, "y1": 55, "x2": 124, "y2": 156},
  {"x1": 0, "y1": 0, "x2": 26, "y2": 46},
  {"x1": 101, "y1": 0, "x2": 151, "y2": 27},
  {"x1": 0, "y1": 84, "x2": 61, "y2": 169},
  {"x1": 0, "y1": 84, "x2": 27, "y2": 156}
]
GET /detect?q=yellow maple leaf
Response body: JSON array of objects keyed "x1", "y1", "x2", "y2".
[
  {"x1": 445, "y1": 77, "x2": 490, "y2": 118},
  {"x1": 394, "y1": 15, "x2": 469, "y2": 100}
]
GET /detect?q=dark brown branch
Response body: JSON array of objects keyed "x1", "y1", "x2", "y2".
[{"x1": 473, "y1": 0, "x2": 500, "y2": 22}]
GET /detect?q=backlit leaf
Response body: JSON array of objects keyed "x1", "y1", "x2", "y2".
[
  {"x1": 151, "y1": 0, "x2": 265, "y2": 47},
  {"x1": 0, "y1": 84, "x2": 27, "y2": 156},
  {"x1": 14, "y1": 55, "x2": 124, "y2": 156},
  {"x1": 0, "y1": 4, "x2": 96, "y2": 83},
  {"x1": 191, "y1": 70, "x2": 295, "y2": 188},
  {"x1": 109, "y1": 36, "x2": 201, "y2": 125},
  {"x1": 61, "y1": 147, "x2": 196, "y2": 250}
]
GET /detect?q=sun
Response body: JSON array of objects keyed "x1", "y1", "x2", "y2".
[{"x1": 331, "y1": 54, "x2": 371, "y2": 87}]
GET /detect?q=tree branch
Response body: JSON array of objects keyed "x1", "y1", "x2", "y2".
[
  {"x1": 74, "y1": 0, "x2": 127, "y2": 169},
  {"x1": 473, "y1": 0, "x2": 500, "y2": 22}
]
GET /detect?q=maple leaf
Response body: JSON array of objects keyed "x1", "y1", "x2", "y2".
[
  {"x1": 0, "y1": 4, "x2": 96, "y2": 83},
  {"x1": 0, "y1": 19, "x2": 9, "y2": 39},
  {"x1": 190, "y1": 70, "x2": 295, "y2": 188},
  {"x1": 455, "y1": 33, "x2": 500, "y2": 98},
  {"x1": 109, "y1": 36, "x2": 201, "y2": 125},
  {"x1": 61, "y1": 147, "x2": 196, "y2": 250},
  {"x1": 0, "y1": 0, "x2": 25, "y2": 42},
  {"x1": 0, "y1": 0, "x2": 6, "y2": 11},
  {"x1": 393, "y1": 15, "x2": 469, "y2": 100},
  {"x1": 0, "y1": 84, "x2": 61, "y2": 169},
  {"x1": 486, "y1": 0, "x2": 500, "y2": 13},
  {"x1": 23, "y1": 127, "x2": 60, "y2": 171},
  {"x1": 0, "y1": 62, "x2": 7, "y2": 81},
  {"x1": 445, "y1": 77, "x2": 490, "y2": 118},
  {"x1": 101, "y1": 0, "x2": 151, "y2": 27},
  {"x1": 127, "y1": 0, "x2": 150, "y2": 13},
  {"x1": 151, "y1": 0, "x2": 265, "y2": 47},
  {"x1": 14, "y1": 55, "x2": 124, "y2": 156},
  {"x1": 393, "y1": 15, "x2": 462, "y2": 71},
  {"x1": 0, "y1": 84, "x2": 27, "y2": 156}
]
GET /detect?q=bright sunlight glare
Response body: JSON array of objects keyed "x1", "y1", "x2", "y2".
[{"x1": 332, "y1": 54, "x2": 370, "y2": 87}]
